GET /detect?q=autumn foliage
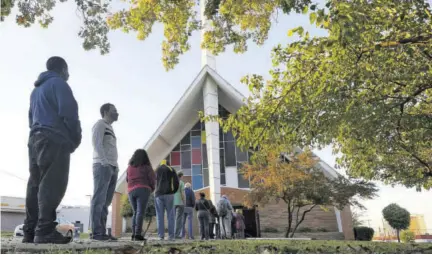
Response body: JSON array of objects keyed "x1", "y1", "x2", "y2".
[{"x1": 241, "y1": 147, "x2": 377, "y2": 238}]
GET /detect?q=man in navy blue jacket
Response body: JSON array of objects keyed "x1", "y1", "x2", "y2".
[{"x1": 23, "y1": 57, "x2": 82, "y2": 244}]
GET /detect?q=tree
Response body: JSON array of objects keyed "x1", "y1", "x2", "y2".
[
  {"x1": 351, "y1": 208, "x2": 365, "y2": 227},
  {"x1": 120, "y1": 193, "x2": 156, "y2": 236},
  {"x1": 241, "y1": 146, "x2": 378, "y2": 238},
  {"x1": 382, "y1": 203, "x2": 411, "y2": 243},
  {"x1": 217, "y1": 0, "x2": 432, "y2": 190}
]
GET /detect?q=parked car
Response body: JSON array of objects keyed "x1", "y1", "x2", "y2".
[{"x1": 14, "y1": 217, "x2": 77, "y2": 240}]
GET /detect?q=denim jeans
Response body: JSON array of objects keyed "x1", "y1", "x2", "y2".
[
  {"x1": 182, "y1": 207, "x2": 194, "y2": 239},
  {"x1": 155, "y1": 194, "x2": 175, "y2": 239},
  {"x1": 24, "y1": 131, "x2": 71, "y2": 236},
  {"x1": 197, "y1": 210, "x2": 210, "y2": 240},
  {"x1": 128, "y1": 188, "x2": 151, "y2": 236},
  {"x1": 174, "y1": 205, "x2": 184, "y2": 238},
  {"x1": 91, "y1": 163, "x2": 118, "y2": 236}
]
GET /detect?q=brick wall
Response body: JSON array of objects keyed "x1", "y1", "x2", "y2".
[
  {"x1": 111, "y1": 192, "x2": 123, "y2": 237},
  {"x1": 340, "y1": 206, "x2": 355, "y2": 240}
]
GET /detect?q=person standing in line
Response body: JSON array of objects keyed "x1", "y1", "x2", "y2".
[
  {"x1": 126, "y1": 149, "x2": 156, "y2": 241},
  {"x1": 234, "y1": 209, "x2": 245, "y2": 239},
  {"x1": 217, "y1": 195, "x2": 234, "y2": 239},
  {"x1": 24, "y1": 56, "x2": 82, "y2": 244},
  {"x1": 155, "y1": 160, "x2": 179, "y2": 241},
  {"x1": 182, "y1": 182, "x2": 195, "y2": 239},
  {"x1": 208, "y1": 200, "x2": 218, "y2": 239},
  {"x1": 91, "y1": 103, "x2": 119, "y2": 241},
  {"x1": 195, "y1": 192, "x2": 211, "y2": 241},
  {"x1": 173, "y1": 172, "x2": 185, "y2": 239}
]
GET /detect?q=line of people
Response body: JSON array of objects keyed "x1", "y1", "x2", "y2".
[{"x1": 23, "y1": 56, "x2": 244, "y2": 244}]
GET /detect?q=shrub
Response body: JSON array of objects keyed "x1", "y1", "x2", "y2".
[
  {"x1": 400, "y1": 230, "x2": 415, "y2": 243},
  {"x1": 354, "y1": 226, "x2": 374, "y2": 241},
  {"x1": 120, "y1": 194, "x2": 133, "y2": 218},
  {"x1": 297, "y1": 227, "x2": 313, "y2": 233},
  {"x1": 263, "y1": 227, "x2": 278, "y2": 233}
]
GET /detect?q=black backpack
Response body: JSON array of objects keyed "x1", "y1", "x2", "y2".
[{"x1": 164, "y1": 164, "x2": 180, "y2": 194}]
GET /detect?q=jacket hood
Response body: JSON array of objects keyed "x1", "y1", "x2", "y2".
[{"x1": 34, "y1": 71, "x2": 61, "y2": 87}]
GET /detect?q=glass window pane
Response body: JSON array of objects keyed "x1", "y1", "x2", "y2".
[
  {"x1": 224, "y1": 131, "x2": 234, "y2": 141},
  {"x1": 221, "y1": 174, "x2": 226, "y2": 186},
  {"x1": 219, "y1": 127, "x2": 223, "y2": 141},
  {"x1": 219, "y1": 141, "x2": 224, "y2": 148},
  {"x1": 191, "y1": 130, "x2": 201, "y2": 136},
  {"x1": 201, "y1": 122, "x2": 206, "y2": 130},
  {"x1": 181, "y1": 144, "x2": 191, "y2": 151},
  {"x1": 192, "y1": 149, "x2": 201, "y2": 164},
  {"x1": 202, "y1": 144, "x2": 208, "y2": 168},
  {"x1": 201, "y1": 131, "x2": 206, "y2": 144},
  {"x1": 192, "y1": 121, "x2": 201, "y2": 130},
  {"x1": 192, "y1": 165, "x2": 202, "y2": 175},
  {"x1": 191, "y1": 136, "x2": 201, "y2": 148},
  {"x1": 182, "y1": 168, "x2": 191, "y2": 176},
  {"x1": 220, "y1": 149, "x2": 224, "y2": 168},
  {"x1": 236, "y1": 145, "x2": 247, "y2": 162},
  {"x1": 192, "y1": 175, "x2": 203, "y2": 190},
  {"x1": 173, "y1": 166, "x2": 181, "y2": 173},
  {"x1": 173, "y1": 143, "x2": 180, "y2": 151},
  {"x1": 181, "y1": 151, "x2": 191, "y2": 169},
  {"x1": 203, "y1": 168, "x2": 209, "y2": 187},
  {"x1": 237, "y1": 162, "x2": 249, "y2": 188},
  {"x1": 224, "y1": 141, "x2": 236, "y2": 167},
  {"x1": 181, "y1": 133, "x2": 190, "y2": 145},
  {"x1": 171, "y1": 151, "x2": 180, "y2": 166}
]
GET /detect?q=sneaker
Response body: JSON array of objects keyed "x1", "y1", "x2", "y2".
[
  {"x1": 133, "y1": 235, "x2": 146, "y2": 241},
  {"x1": 107, "y1": 235, "x2": 118, "y2": 241},
  {"x1": 92, "y1": 235, "x2": 111, "y2": 241},
  {"x1": 34, "y1": 230, "x2": 72, "y2": 244},
  {"x1": 22, "y1": 234, "x2": 34, "y2": 243}
]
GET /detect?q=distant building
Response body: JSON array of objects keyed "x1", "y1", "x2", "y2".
[
  {"x1": 1, "y1": 196, "x2": 26, "y2": 231},
  {"x1": 1, "y1": 196, "x2": 107, "y2": 234},
  {"x1": 409, "y1": 214, "x2": 427, "y2": 235}
]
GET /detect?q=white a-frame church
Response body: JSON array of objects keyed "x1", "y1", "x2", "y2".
[{"x1": 110, "y1": 0, "x2": 354, "y2": 239}]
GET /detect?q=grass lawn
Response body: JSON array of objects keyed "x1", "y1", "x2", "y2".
[
  {"x1": 49, "y1": 240, "x2": 432, "y2": 254},
  {"x1": 79, "y1": 233, "x2": 90, "y2": 239},
  {"x1": 0, "y1": 231, "x2": 14, "y2": 238}
]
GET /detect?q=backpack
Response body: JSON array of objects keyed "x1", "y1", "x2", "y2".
[
  {"x1": 218, "y1": 199, "x2": 229, "y2": 217},
  {"x1": 162, "y1": 164, "x2": 179, "y2": 195}
]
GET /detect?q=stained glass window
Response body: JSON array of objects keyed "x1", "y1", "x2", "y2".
[
  {"x1": 203, "y1": 168, "x2": 209, "y2": 187},
  {"x1": 192, "y1": 165, "x2": 202, "y2": 175},
  {"x1": 191, "y1": 136, "x2": 201, "y2": 148},
  {"x1": 224, "y1": 141, "x2": 236, "y2": 166},
  {"x1": 171, "y1": 152, "x2": 180, "y2": 166},
  {"x1": 181, "y1": 133, "x2": 190, "y2": 145},
  {"x1": 192, "y1": 175, "x2": 203, "y2": 190},
  {"x1": 192, "y1": 149, "x2": 201, "y2": 164},
  {"x1": 181, "y1": 151, "x2": 191, "y2": 169}
]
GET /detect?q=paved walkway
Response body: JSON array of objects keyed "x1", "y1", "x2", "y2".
[{"x1": 1, "y1": 236, "x2": 195, "y2": 253}]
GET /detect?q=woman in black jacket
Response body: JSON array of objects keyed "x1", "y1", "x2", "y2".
[{"x1": 194, "y1": 192, "x2": 211, "y2": 240}]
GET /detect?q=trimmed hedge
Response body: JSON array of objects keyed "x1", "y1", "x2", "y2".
[{"x1": 354, "y1": 226, "x2": 375, "y2": 241}]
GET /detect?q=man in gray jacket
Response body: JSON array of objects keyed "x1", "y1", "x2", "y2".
[{"x1": 90, "y1": 103, "x2": 119, "y2": 241}]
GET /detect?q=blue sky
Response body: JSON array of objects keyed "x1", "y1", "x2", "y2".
[{"x1": 0, "y1": 0, "x2": 431, "y2": 232}]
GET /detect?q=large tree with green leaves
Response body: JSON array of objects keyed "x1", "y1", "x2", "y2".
[{"x1": 3, "y1": 0, "x2": 432, "y2": 188}]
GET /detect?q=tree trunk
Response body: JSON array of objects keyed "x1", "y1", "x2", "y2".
[
  {"x1": 290, "y1": 204, "x2": 317, "y2": 238},
  {"x1": 285, "y1": 201, "x2": 293, "y2": 238},
  {"x1": 397, "y1": 229, "x2": 400, "y2": 243}
]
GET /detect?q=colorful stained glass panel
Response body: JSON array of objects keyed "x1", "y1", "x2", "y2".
[
  {"x1": 192, "y1": 149, "x2": 201, "y2": 164},
  {"x1": 171, "y1": 151, "x2": 180, "y2": 166}
]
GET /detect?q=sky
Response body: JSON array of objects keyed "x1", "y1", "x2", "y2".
[{"x1": 0, "y1": 0, "x2": 431, "y2": 232}]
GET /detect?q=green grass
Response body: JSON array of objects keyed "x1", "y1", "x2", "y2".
[
  {"x1": 79, "y1": 233, "x2": 90, "y2": 239},
  {"x1": 41, "y1": 240, "x2": 432, "y2": 254},
  {"x1": 0, "y1": 231, "x2": 14, "y2": 238}
]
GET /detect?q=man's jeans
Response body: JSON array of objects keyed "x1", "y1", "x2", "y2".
[
  {"x1": 155, "y1": 194, "x2": 175, "y2": 239},
  {"x1": 182, "y1": 207, "x2": 194, "y2": 239},
  {"x1": 174, "y1": 205, "x2": 184, "y2": 238},
  {"x1": 91, "y1": 163, "x2": 118, "y2": 237},
  {"x1": 24, "y1": 131, "x2": 71, "y2": 236},
  {"x1": 128, "y1": 188, "x2": 151, "y2": 236}
]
